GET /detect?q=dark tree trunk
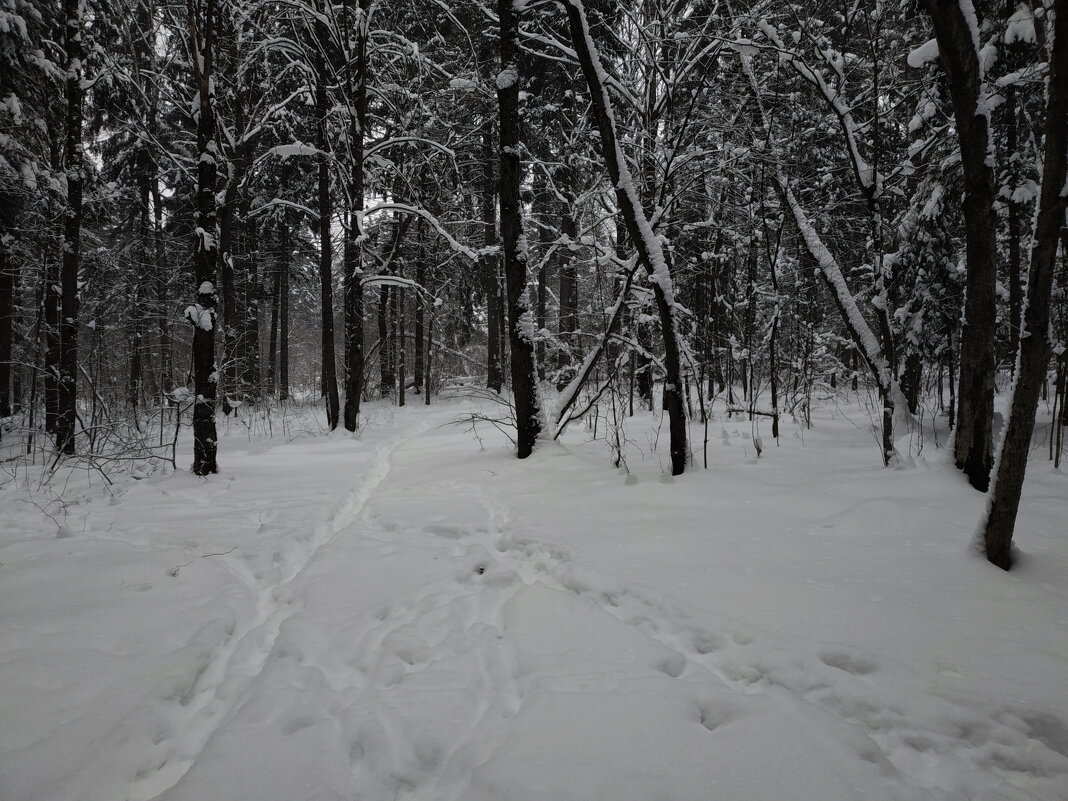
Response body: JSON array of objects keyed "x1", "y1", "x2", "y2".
[
  {"x1": 279, "y1": 221, "x2": 290, "y2": 401},
  {"x1": 901, "y1": 351, "x2": 923, "y2": 415},
  {"x1": 56, "y1": 0, "x2": 84, "y2": 455},
  {"x1": 389, "y1": 264, "x2": 400, "y2": 399},
  {"x1": 130, "y1": 179, "x2": 151, "y2": 418},
  {"x1": 267, "y1": 249, "x2": 280, "y2": 392},
  {"x1": 343, "y1": 0, "x2": 369, "y2": 431},
  {"x1": 0, "y1": 246, "x2": 12, "y2": 422},
  {"x1": 397, "y1": 280, "x2": 406, "y2": 407},
  {"x1": 498, "y1": 0, "x2": 541, "y2": 458},
  {"x1": 188, "y1": 0, "x2": 219, "y2": 475},
  {"x1": 482, "y1": 128, "x2": 504, "y2": 393},
  {"x1": 241, "y1": 216, "x2": 260, "y2": 402},
  {"x1": 44, "y1": 246, "x2": 58, "y2": 436},
  {"x1": 425, "y1": 300, "x2": 434, "y2": 403},
  {"x1": 315, "y1": 27, "x2": 340, "y2": 429},
  {"x1": 217, "y1": 198, "x2": 238, "y2": 412},
  {"x1": 924, "y1": 0, "x2": 998, "y2": 490},
  {"x1": 981, "y1": 0, "x2": 1068, "y2": 569},
  {"x1": 152, "y1": 180, "x2": 172, "y2": 399},
  {"x1": 413, "y1": 223, "x2": 425, "y2": 393},
  {"x1": 378, "y1": 287, "x2": 392, "y2": 393}
]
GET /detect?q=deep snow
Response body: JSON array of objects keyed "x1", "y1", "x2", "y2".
[{"x1": 1, "y1": 396, "x2": 1066, "y2": 801}]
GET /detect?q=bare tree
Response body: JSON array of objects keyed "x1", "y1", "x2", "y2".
[
  {"x1": 498, "y1": 0, "x2": 541, "y2": 457},
  {"x1": 980, "y1": 0, "x2": 1068, "y2": 569},
  {"x1": 186, "y1": 0, "x2": 220, "y2": 475},
  {"x1": 922, "y1": 0, "x2": 998, "y2": 490}
]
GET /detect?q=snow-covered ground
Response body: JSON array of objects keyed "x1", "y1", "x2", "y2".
[{"x1": 1, "y1": 396, "x2": 1066, "y2": 801}]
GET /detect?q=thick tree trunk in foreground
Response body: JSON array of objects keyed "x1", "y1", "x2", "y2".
[
  {"x1": 57, "y1": 0, "x2": 84, "y2": 455},
  {"x1": 315, "y1": 29, "x2": 339, "y2": 430},
  {"x1": 980, "y1": 0, "x2": 1068, "y2": 570},
  {"x1": 187, "y1": 0, "x2": 219, "y2": 475},
  {"x1": 343, "y1": 0, "x2": 370, "y2": 431},
  {"x1": 498, "y1": 0, "x2": 541, "y2": 458},
  {"x1": 924, "y1": 0, "x2": 997, "y2": 490},
  {"x1": 563, "y1": 0, "x2": 686, "y2": 474}
]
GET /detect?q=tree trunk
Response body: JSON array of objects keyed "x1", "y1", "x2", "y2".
[
  {"x1": 187, "y1": 0, "x2": 219, "y2": 475},
  {"x1": 152, "y1": 179, "x2": 172, "y2": 400},
  {"x1": 980, "y1": 0, "x2": 1068, "y2": 569},
  {"x1": 315, "y1": 24, "x2": 340, "y2": 430},
  {"x1": 44, "y1": 246, "x2": 58, "y2": 436},
  {"x1": 0, "y1": 245, "x2": 13, "y2": 422},
  {"x1": 563, "y1": 0, "x2": 686, "y2": 473},
  {"x1": 267, "y1": 250, "x2": 279, "y2": 392},
  {"x1": 279, "y1": 221, "x2": 290, "y2": 401},
  {"x1": 482, "y1": 128, "x2": 504, "y2": 393},
  {"x1": 56, "y1": 0, "x2": 84, "y2": 455},
  {"x1": 398, "y1": 280, "x2": 406, "y2": 407},
  {"x1": 498, "y1": 0, "x2": 541, "y2": 458},
  {"x1": 343, "y1": 0, "x2": 369, "y2": 431},
  {"x1": 217, "y1": 195, "x2": 238, "y2": 412},
  {"x1": 923, "y1": 0, "x2": 997, "y2": 490},
  {"x1": 414, "y1": 224, "x2": 425, "y2": 393},
  {"x1": 390, "y1": 262, "x2": 400, "y2": 399},
  {"x1": 378, "y1": 286, "x2": 393, "y2": 393},
  {"x1": 241, "y1": 215, "x2": 260, "y2": 402}
]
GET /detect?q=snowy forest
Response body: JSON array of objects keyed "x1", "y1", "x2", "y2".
[{"x1": 1, "y1": 0, "x2": 1067, "y2": 800}]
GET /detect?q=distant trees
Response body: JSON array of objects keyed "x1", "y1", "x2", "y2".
[{"x1": 0, "y1": 0, "x2": 1064, "y2": 568}]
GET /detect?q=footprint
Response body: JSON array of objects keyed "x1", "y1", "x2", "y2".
[
  {"x1": 818, "y1": 647, "x2": 878, "y2": 677},
  {"x1": 689, "y1": 629, "x2": 723, "y2": 655},
  {"x1": 731, "y1": 630, "x2": 755, "y2": 646},
  {"x1": 694, "y1": 695, "x2": 737, "y2": 733},
  {"x1": 656, "y1": 652, "x2": 687, "y2": 678}
]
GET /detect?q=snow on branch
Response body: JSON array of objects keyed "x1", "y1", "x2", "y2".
[
  {"x1": 754, "y1": 21, "x2": 875, "y2": 195},
  {"x1": 362, "y1": 202, "x2": 478, "y2": 261}
]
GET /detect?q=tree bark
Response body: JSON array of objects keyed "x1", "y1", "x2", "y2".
[
  {"x1": 414, "y1": 222, "x2": 425, "y2": 393},
  {"x1": 187, "y1": 0, "x2": 219, "y2": 475},
  {"x1": 343, "y1": 0, "x2": 369, "y2": 431},
  {"x1": 279, "y1": 220, "x2": 290, "y2": 401},
  {"x1": 315, "y1": 18, "x2": 340, "y2": 429},
  {"x1": 267, "y1": 246, "x2": 279, "y2": 392},
  {"x1": 980, "y1": 0, "x2": 1068, "y2": 569},
  {"x1": 923, "y1": 0, "x2": 998, "y2": 490},
  {"x1": 152, "y1": 179, "x2": 172, "y2": 400},
  {"x1": 0, "y1": 246, "x2": 13, "y2": 422},
  {"x1": 498, "y1": 0, "x2": 541, "y2": 458},
  {"x1": 44, "y1": 246, "x2": 58, "y2": 436},
  {"x1": 56, "y1": 0, "x2": 84, "y2": 455}
]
